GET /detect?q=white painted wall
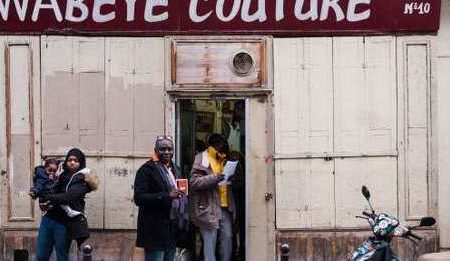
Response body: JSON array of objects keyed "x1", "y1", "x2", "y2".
[{"x1": 437, "y1": 0, "x2": 450, "y2": 250}]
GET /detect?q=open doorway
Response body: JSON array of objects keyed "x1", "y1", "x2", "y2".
[{"x1": 176, "y1": 99, "x2": 246, "y2": 261}]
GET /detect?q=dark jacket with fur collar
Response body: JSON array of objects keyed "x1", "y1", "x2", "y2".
[
  {"x1": 45, "y1": 170, "x2": 90, "y2": 225},
  {"x1": 133, "y1": 159, "x2": 182, "y2": 250}
]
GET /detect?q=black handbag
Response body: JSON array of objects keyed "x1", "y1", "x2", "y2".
[{"x1": 68, "y1": 214, "x2": 90, "y2": 248}]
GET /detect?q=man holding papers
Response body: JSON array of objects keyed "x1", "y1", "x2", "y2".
[{"x1": 189, "y1": 134, "x2": 237, "y2": 261}]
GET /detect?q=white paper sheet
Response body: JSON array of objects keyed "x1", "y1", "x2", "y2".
[{"x1": 222, "y1": 160, "x2": 238, "y2": 182}]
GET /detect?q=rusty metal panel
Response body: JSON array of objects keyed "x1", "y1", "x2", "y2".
[
  {"x1": 3, "y1": 39, "x2": 39, "y2": 223},
  {"x1": 171, "y1": 37, "x2": 267, "y2": 88}
]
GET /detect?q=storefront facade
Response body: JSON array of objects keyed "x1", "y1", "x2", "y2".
[{"x1": 0, "y1": 0, "x2": 448, "y2": 260}]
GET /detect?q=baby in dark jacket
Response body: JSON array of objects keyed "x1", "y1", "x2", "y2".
[{"x1": 29, "y1": 158, "x2": 59, "y2": 200}]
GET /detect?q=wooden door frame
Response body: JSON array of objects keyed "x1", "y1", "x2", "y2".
[{"x1": 166, "y1": 95, "x2": 276, "y2": 260}]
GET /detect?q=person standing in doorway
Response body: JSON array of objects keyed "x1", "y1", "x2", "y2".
[
  {"x1": 134, "y1": 136, "x2": 188, "y2": 261},
  {"x1": 189, "y1": 133, "x2": 235, "y2": 261}
]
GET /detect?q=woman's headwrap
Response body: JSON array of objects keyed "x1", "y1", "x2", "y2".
[{"x1": 63, "y1": 148, "x2": 86, "y2": 172}]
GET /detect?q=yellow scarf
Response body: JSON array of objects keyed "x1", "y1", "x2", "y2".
[
  {"x1": 207, "y1": 146, "x2": 228, "y2": 207},
  {"x1": 207, "y1": 146, "x2": 224, "y2": 174}
]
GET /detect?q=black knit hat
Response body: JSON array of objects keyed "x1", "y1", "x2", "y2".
[{"x1": 63, "y1": 148, "x2": 86, "y2": 172}]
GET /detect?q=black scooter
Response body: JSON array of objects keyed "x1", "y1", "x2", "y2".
[{"x1": 348, "y1": 186, "x2": 436, "y2": 261}]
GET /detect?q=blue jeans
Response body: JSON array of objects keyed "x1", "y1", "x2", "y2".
[
  {"x1": 200, "y1": 209, "x2": 233, "y2": 261},
  {"x1": 145, "y1": 247, "x2": 176, "y2": 261},
  {"x1": 36, "y1": 216, "x2": 69, "y2": 261}
]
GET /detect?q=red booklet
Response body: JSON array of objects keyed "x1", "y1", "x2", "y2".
[{"x1": 177, "y1": 179, "x2": 188, "y2": 195}]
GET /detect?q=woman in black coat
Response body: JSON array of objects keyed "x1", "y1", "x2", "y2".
[
  {"x1": 37, "y1": 148, "x2": 90, "y2": 261},
  {"x1": 134, "y1": 137, "x2": 187, "y2": 261}
]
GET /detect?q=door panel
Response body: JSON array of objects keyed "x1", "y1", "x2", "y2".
[
  {"x1": 105, "y1": 39, "x2": 134, "y2": 155},
  {"x1": 1, "y1": 36, "x2": 40, "y2": 227},
  {"x1": 335, "y1": 157, "x2": 397, "y2": 227},
  {"x1": 247, "y1": 98, "x2": 275, "y2": 260},
  {"x1": 42, "y1": 36, "x2": 104, "y2": 155},
  {"x1": 397, "y1": 37, "x2": 435, "y2": 221},
  {"x1": 275, "y1": 159, "x2": 334, "y2": 229},
  {"x1": 364, "y1": 37, "x2": 397, "y2": 154},
  {"x1": 333, "y1": 37, "x2": 366, "y2": 154},
  {"x1": 274, "y1": 38, "x2": 333, "y2": 156},
  {"x1": 41, "y1": 37, "x2": 166, "y2": 229},
  {"x1": 404, "y1": 44, "x2": 430, "y2": 218},
  {"x1": 133, "y1": 39, "x2": 165, "y2": 155},
  {"x1": 274, "y1": 36, "x2": 397, "y2": 229},
  {"x1": 334, "y1": 37, "x2": 396, "y2": 155}
]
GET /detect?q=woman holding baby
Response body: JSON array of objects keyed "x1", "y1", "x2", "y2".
[{"x1": 34, "y1": 148, "x2": 98, "y2": 261}]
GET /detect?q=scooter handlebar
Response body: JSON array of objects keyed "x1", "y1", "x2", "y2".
[
  {"x1": 362, "y1": 211, "x2": 372, "y2": 217},
  {"x1": 408, "y1": 231, "x2": 423, "y2": 241}
]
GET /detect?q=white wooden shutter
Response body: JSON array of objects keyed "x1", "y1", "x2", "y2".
[
  {"x1": 1, "y1": 36, "x2": 40, "y2": 227},
  {"x1": 334, "y1": 36, "x2": 397, "y2": 227},
  {"x1": 42, "y1": 36, "x2": 105, "y2": 228},
  {"x1": 274, "y1": 38, "x2": 334, "y2": 229},
  {"x1": 397, "y1": 37, "x2": 436, "y2": 222},
  {"x1": 104, "y1": 38, "x2": 165, "y2": 229},
  {"x1": 42, "y1": 37, "x2": 104, "y2": 155}
]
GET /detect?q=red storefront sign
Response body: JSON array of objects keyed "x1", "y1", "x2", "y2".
[{"x1": 0, "y1": 0, "x2": 441, "y2": 35}]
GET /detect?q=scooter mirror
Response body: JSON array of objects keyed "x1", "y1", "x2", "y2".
[
  {"x1": 362, "y1": 186, "x2": 371, "y2": 200},
  {"x1": 420, "y1": 217, "x2": 436, "y2": 227}
]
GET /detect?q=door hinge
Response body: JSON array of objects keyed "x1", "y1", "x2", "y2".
[
  {"x1": 1, "y1": 170, "x2": 6, "y2": 176},
  {"x1": 265, "y1": 192, "x2": 273, "y2": 201}
]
